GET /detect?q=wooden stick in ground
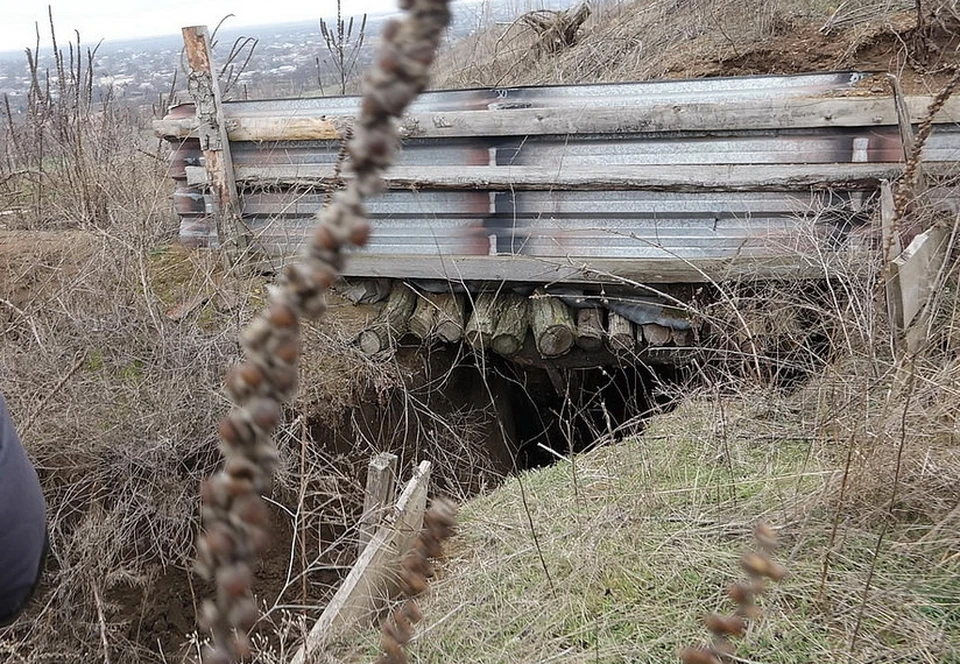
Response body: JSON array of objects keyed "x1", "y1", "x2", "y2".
[{"x1": 358, "y1": 452, "x2": 398, "y2": 555}]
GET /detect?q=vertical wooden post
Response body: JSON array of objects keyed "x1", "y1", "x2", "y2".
[
  {"x1": 880, "y1": 180, "x2": 904, "y2": 336},
  {"x1": 358, "y1": 452, "x2": 398, "y2": 554},
  {"x1": 182, "y1": 25, "x2": 246, "y2": 260}
]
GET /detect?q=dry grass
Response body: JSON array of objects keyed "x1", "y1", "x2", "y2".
[{"x1": 3, "y1": 1, "x2": 960, "y2": 662}]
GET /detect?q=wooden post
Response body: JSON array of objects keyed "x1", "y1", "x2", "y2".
[
  {"x1": 291, "y1": 462, "x2": 432, "y2": 664},
  {"x1": 887, "y1": 74, "x2": 918, "y2": 163},
  {"x1": 530, "y1": 291, "x2": 575, "y2": 358},
  {"x1": 491, "y1": 293, "x2": 530, "y2": 357},
  {"x1": 357, "y1": 453, "x2": 398, "y2": 555},
  {"x1": 575, "y1": 308, "x2": 604, "y2": 351},
  {"x1": 880, "y1": 180, "x2": 905, "y2": 334},
  {"x1": 182, "y1": 26, "x2": 246, "y2": 260}
]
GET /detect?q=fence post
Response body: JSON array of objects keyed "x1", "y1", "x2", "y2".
[
  {"x1": 358, "y1": 452, "x2": 398, "y2": 554},
  {"x1": 181, "y1": 25, "x2": 246, "y2": 261}
]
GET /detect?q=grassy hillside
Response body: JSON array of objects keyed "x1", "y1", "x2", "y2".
[
  {"x1": 1, "y1": 0, "x2": 959, "y2": 662},
  {"x1": 332, "y1": 384, "x2": 960, "y2": 662}
]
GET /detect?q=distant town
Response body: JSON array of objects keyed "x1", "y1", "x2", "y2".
[{"x1": 0, "y1": 0, "x2": 571, "y2": 117}]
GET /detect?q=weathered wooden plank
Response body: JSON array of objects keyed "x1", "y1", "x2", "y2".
[
  {"x1": 357, "y1": 453, "x2": 398, "y2": 555},
  {"x1": 181, "y1": 26, "x2": 246, "y2": 257},
  {"x1": 491, "y1": 293, "x2": 530, "y2": 357},
  {"x1": 233, "y1": 163, "x2": 914, "y2": 192},
  {"x1": 530, "y1": 291, "x2": 575, "y2": 358},
  {"x1": 153, "y1": 94, "x2": 960, "y2": 140},
  {"x1": 895, "y1": 226, "x2": 950, "y2": 328},
  {"x1": 575, "y1": 307, "x2": 604, "y2": 351},
  {"x1": 290, "y1": 461, "x2": 432, "y2": 664},
  {"x1": 341, "y1": 254, "x2": 838, "y2": 284}
]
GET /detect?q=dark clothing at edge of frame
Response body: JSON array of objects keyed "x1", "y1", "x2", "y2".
[{"x1": 0, "y1": 393, "x2": 48, "y2": 624}]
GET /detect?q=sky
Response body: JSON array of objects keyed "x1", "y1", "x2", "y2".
[{"x1": 0, "y1": 0, "x2": 400, "y2": 52}]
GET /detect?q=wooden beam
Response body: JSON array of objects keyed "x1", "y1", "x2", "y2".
[
  {"x1": 290, "y1": 461, "x2": 432, "y2": 664},
  {"x1": 233, "y1": 162, "x2": 916, "y2": 193},
  {"x1": 154, "y1": 94, "x2": 960, "y2": 141},
  {"x1": 357, "y1": 453, "x2": 398, "y2": 555},
  {"x1": 408, "y1": 294, "x2": 438, "y2": 340},
  {"x1": 181, "y1": 26, "x2": 246, "y2": 259},
  {"x1": 641, "y1": 323, "x2": 673, "y2": 346},
  {"x1": 341, "y1": 253, "x2": 837, "y2": 284}
]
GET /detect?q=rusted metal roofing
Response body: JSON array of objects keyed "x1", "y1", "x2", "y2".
[{"x1": 156, "y1": 72, "x2": 960, "y2": 284}]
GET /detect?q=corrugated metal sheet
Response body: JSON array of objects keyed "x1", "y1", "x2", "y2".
[{"x1": 159, "y1": 72, "x2": 960, "y2": 283}]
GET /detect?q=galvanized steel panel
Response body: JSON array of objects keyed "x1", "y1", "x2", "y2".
[{"x1": 160, "y1": 72, "x2": 960, "y2": 281}]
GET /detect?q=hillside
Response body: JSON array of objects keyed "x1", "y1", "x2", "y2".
[{"x1": 0, "y1": 0, "x2": 959, "y2": 662}]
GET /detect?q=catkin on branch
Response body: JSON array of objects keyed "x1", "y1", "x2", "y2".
[
  {"x1": 680, "y1": 523, "x2": 784, "y2": 664},
  {"x1": 194, "y1": 0, "x2": 453, "y2": 661},
  {"x1": 374, "y1": 498, "x2": 457, "y2": 664}
]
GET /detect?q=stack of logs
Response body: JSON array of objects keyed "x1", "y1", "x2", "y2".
[{"x1": 355, "y1": 282, "x2": 697, "y2": 360}]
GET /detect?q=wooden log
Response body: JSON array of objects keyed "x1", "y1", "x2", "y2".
[
  {"x1": 465, "y1": 292, "x2": 499, "y2": 350},
  {"x1": 339, "y1": 279, "x2": 392, "y2": 305},
  {"x1": 530, "y1": 291, "x2": 575, "y2": 358},
  {"x1": 291, "y1": 462, "x2": 431, "y2": 664},
  {"x1": 575, "y1": 307, "x2": 604, "y2": 351},
  {"x1": 606, "y1": 311, "x2": 634, "y2": 354},
  {"x1": 357, "y1": 453, "x2": 398, "y2": 555},
  {"x1": 358, "y1": 282, "x2": 417, "y2": 355},
  {"x1": 433, "y1": 292, "x2": 465, "y2": 343},
  {"x1": 408, "y1": 295, "x2": 438, "y2": 340},
  {"x1": 672, "y1": 327, "x2": 696, "y2": 347},
  {"x1": 491, "y1": 293, "x2": 530, "y2": 357},
  {"x1": 642, "y1": 323, "x2": 673, "y2": 346}
]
